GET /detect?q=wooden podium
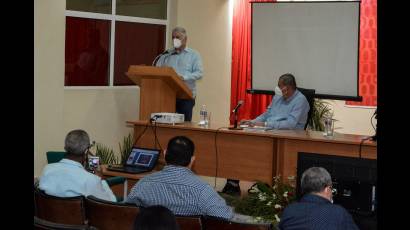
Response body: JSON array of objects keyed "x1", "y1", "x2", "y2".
[{"x1": 126, "y1": 65, "x2": 193, "y2": 120}]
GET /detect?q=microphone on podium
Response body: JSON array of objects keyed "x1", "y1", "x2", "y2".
[
  {"x1": 152, "y1": 50, "x2": 170, "y2": 66},
  {"x1": 229, "y1": 100, "x2": 244, "y2": 130}
]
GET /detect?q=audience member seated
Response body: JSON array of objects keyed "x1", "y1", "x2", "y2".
[
  {"x1": 39, "y1": 129, "x2": 116, "y2": 202},
  {"x1": 278, "y1": 167, "x2": 359, "y2": 230},
  {"x1": 133, "y1": 205, "x2": 178, "y2": 230},
  {"x1": 126, "y1": 136, "x2": 233, "y2": 219}
]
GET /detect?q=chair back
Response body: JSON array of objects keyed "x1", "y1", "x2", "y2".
[
  {"x1": 46, "y1": 151, "x2": 66, "y2": 164},
  {"x1": 85, "y1": 195, "x2": 140, "y2": 230},
  {"x1": 202, "y1": 216, "x2": 273, "y2": 230},
  {"x1": 297, "y1": 87, "x2": 316, "y2": 130},
  {"x1": 175, "y1": 215, "x2": 202, "y2": 230},
  {"x1": 34, "y1": 188, "x2": 86, "y2": 225},
  {"x1": 34, "y1": 216, "x2": 97, "y2": 230}
]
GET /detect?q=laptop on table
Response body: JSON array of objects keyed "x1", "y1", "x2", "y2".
[{"x1": 107, "y1": 147, "x2": 160, "y2": 174}]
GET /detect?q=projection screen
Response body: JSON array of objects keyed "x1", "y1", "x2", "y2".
[{"x1": 251, "y1": 1, "x2": 360, "y2": 100}]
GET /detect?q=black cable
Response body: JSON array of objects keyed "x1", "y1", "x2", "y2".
[
  {"x1": 134, "y1": 122, "x2": 149, "y2": 146},
  {"x1": 152, "y1": 121, "x2": 163, "y2": 151},
  {"x1": 359, "y1": 111, "x2": 377, "y2": 158},
  {"x1": 359, "y1": 136, "x2": 372, "y2": 159},
  {"x1": 370, "y1": 111, "x2": 376, "y2": 132},
  {"x1": 148, "y1": 119, "x2": 163, "y2": 151}
]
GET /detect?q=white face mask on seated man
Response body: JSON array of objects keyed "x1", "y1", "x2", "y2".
[{"x1": 274, "y1": 86, "x2": 283, "y2": 96}]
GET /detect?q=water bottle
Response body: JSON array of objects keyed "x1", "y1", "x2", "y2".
[{"x1": 199, "y1": 105, "x2": 208, "y2": 126}]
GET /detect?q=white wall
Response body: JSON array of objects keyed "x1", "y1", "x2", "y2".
[
  {"x1": 63, "y1": 88, "x2": 139, "y2": 154},
  {"x1": 176, "y1": 0, "x2": 232, "y2": 125},
  {"x1": 34, "y1": 0, "x2": 66, "y2": 177},
  {"x1": 328, "y1": 100, "x2": 376, "y2": 136},
  {"x1": 35, "y1": 0, "x2": 141, "y2": 176}
]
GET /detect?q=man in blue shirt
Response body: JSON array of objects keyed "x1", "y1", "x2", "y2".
[
  {"x1": 155, "y1": 27, "x2": 203, "y2": 121},
  {"x1": 223, "y1": 73, "x2": 310, "y2": 196},
  {"x1": 279, "y1": 167, "x2": 359, "y2": 230},
  {"x1": 39, "y1": 129, "x2": 116, "y2": 202},
  {"x1": 242, "y1": 73, "x2": 310, "y2": 129},
  {"x1": 126, "y1": 136, "x2": 233, "y2": 219}
]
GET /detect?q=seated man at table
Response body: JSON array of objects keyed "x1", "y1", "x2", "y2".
[
  {"x1": 125, "y1": 136, "x2": 233, "y2": 219},
  {"x1": 242, "y1": 73, "x2": 310, "y2": 129},
  {"x1": 223, "y1": 73, "x2": 310, "y2": 196},
  {"x1": 38, "y1": 129, "x2": 116, "y2": 202},
  {"x1": 279, "y1": 167, "x2": 359, "y2": 230}
]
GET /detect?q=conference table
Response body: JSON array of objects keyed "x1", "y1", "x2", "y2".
[{"x1": 113, "y1": 120, "x2": 377, "y2": 186}]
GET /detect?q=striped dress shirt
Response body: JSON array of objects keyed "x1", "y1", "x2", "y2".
[{"x1": 125, "y1": 165, "x2": 233, "y2": 219}]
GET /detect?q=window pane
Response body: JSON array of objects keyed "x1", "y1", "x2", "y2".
[
  {"x1": 114, "y1": 21, "x2": 166, "y2": 86},
  {"x1": 66, "y1": 0, "x2": 112, "y2": 14},
  {"x1": 116, "y1": 0, "x2": 167, "y2": 19},
  {"x1": 65, "y1": 17, "x2": 111, "y2": 86}
]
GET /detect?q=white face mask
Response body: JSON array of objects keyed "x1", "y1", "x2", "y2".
[
  {"x1": 173, "y1": 38, "x2": 182, "y2": 49},
  {"x1": 274, "y1": 86, "x2": 283, "y2": 96}
]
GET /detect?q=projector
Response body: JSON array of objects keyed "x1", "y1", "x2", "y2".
[{"x1": 150, "y1": 113, "x2": 185, "y2": 124}]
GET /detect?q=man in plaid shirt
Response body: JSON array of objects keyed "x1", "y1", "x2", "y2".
[{"x1": 126, "y1": 136, "x2": 233, "y2": 219}]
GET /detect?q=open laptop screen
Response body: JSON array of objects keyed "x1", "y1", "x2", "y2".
[{"x1": 126, "y1": 147, "x2": 160, "y2": 168}]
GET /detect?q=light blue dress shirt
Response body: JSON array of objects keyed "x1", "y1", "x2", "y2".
[
  {"x1": 156, "y1": 47, "x2": 203, "y2": 97},
  {"x1": 252, "y1": 89, "x2": 310, "y2": 130},
  {"x1": 39, "y1": 159, "x2": 116, "y2": 202},
  {"x1": 126, "y1": 165, "x2": 233, "y2": 219}
]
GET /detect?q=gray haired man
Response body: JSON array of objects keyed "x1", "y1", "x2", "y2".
[
  {"x1": 155, "y1": 26, "x2": 203, "y2": 121},
  {"x1": 39, "y1": 129, "x2": 116, "y2": 201},
  {"x1": 279, "y1": 167, "x2": 359, "y2": 230}
]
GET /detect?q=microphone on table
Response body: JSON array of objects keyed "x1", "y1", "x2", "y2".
[
  {"x1": 229, "y1": 100, "x2": 244, "y2": 130},
  {"x1": 232, "y1": 100, "x2": 244, "y2": 114}
]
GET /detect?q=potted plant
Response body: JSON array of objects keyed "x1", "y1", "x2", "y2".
[
  {"x1": 308, "y1": 99, "x2": 334, "y2": 131},
  {"x1": 224, "y1": 176, "x2": 297, "y2": 226},
  {"x1": 93, "y1": 133, "x2": 134, "y2": 165}
]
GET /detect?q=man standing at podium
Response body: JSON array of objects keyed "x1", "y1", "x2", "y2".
[{"x1": 155, "y1": 26, "x2": 203, "y2": 121}]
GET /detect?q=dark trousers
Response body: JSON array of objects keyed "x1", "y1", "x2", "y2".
[{"x1": 176, "y1": 99, "x2": 195, "y2": 121}]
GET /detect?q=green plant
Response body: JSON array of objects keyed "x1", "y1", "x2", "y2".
[
  {"x1": 119, "y1": 133, "x2": 134, "y2": 165},
  {"x1": 226, "y1": 176, "x2": 297, "y2": 225},
  {"x1": 95, "y1": 143, "x2": 119, "y2": 165},
  {"x1": 308, "y1": 99, "x2": 333, "y2": 131},
  {"x1": 93, "y1": 133, "x2": 134, "y2": 165}
]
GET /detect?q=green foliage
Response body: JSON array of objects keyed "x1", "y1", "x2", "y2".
[
  {"x1": 229, "y1": 176, "x2": 297, "y2": 225},
  {"x1": 93, "y1": 133, "x2": 134, "y2": 165},
  {"x1": 95, "y1": 143, "x2": 119, "y2": 165},
  {"x1": 308, "y1": 99, "x2": 333, "y2": 131},
  {"x1": 119, "y1": 133, "x2": 134, "y2": 165}
]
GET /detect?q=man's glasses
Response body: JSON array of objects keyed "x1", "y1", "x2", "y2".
[{"x1": 328, "y1": 185, "x2": 337, "y2": 196}]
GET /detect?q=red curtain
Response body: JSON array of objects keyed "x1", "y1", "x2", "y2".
[
  {"x1": 230, "y1": 0, "x2": 377, "y2": 124},
  {"x1": 230, "y1": 0, "x2": 275, "y2": 124},
  {"x1": 346, "y1": 0, "x2": 377, "y2": 106}
]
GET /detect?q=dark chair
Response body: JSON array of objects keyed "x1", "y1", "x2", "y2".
[
  {"x1": 175, "y1": 215, "x2": 203, "y2": 230},
  {"x1": 85, "y1": 195, "x2": 140, "y2": 230},
  {"x1": 34, "y1": 188, "x2": 86, "y2": 225},
  {"x1": 297, "y1": 87, "x2": 316, "y2": 130},
  {"x1": 202, "y1": 216, "x2": 273, "y2": 230},
  {"x1": 46, "y1": 151, "x2": 66, "y2": 163},
  {"x1": 34, "y1": 216, "x2": 98, "y2": 230}
]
